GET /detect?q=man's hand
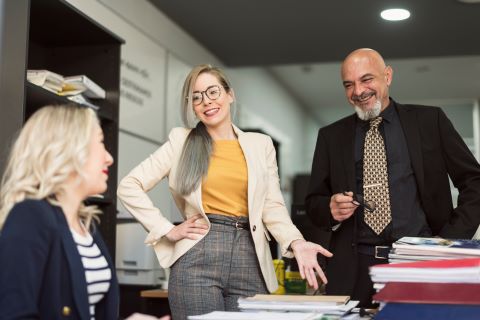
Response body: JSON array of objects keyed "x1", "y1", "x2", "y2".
[
  {"x1": 290, "y1": 239, "x2": 333, "y2": 290},
  {"x1": 165, "y1": 214, "x2": 208, "y2": 242},
  {"x1": 330, "y1": 191, "x2": 358, "y2": 222}
]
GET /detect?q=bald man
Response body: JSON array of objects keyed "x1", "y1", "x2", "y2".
[{"x1": 306, "y1": 48, "x2": 480, "y2": 306}]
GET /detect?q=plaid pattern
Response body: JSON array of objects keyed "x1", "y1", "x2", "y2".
[
  {"x1": 363, "y1": 117, "x2": 392, "y2": 234},
  {"x1": 168, "y1": 214, "x2": 268, "y2": 320}
]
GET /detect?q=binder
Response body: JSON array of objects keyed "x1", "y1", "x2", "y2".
[
  {"x1": 373, "y1": 282, "x2": 480, "y2": 305},
  {"x1": 375, "y1": 302, "x2": 480, "y2": 320},
  {"x1": 370, "y1": 257, "x2": 480, "y2": 283}
]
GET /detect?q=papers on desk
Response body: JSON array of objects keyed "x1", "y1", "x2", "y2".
[
  {"x1": 238, "y1": 294, "x2": 357, "y2": 314},
  {"x1": 188, "y1": 311, "x2": 323, "y2": 320},
  {"x1": 188, "y1": 294, "x2": 358, "y2": 319}
]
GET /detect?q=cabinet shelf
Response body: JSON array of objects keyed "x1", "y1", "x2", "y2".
[
  {"x1": 0, "y1": 0, "x2": 123, "y2": 258},
  {"x1": 25, "y1": 82, "x2": 115, "y2": 121}
]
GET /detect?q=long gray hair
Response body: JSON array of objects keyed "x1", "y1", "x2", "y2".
[{"x1": 176, "y1": 64, "x2": 234, "y2": 195}]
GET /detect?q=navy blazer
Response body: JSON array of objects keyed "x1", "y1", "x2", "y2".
[
  {"x1": 0, "y1": 199, "x2": 119, "y2": 319},
  {"x1": 306, "y1": 101, "x2": 480, "y2": 295}
]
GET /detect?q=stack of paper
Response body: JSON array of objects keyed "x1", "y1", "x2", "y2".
[
  {"x1": 389, "y1": 237, "x2": 480, "y2": 264},
  {"x1": 188, "y1": 311, "x2": 323, "y2": 320},
  {"x1": 237, "y1": 294, "x2": 357, "y2": 315}
]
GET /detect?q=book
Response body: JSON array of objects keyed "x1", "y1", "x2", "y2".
[
  {"x1": 373, "y1": 282, "x2": 480, "y2": 305},
  {"x1": 59, "y1": 82, "x2": 87, "y2": 96},
  {"x1": 388, "y1": 252, "x2": 464, "y2": 264},
  {"x1": 242, "y1": 294, "x2": 349, "y2": 305},
  {"x1": 67, "y1": 94, "x2": 100, "y2": 110},
  {"x1": 237, "y1": 294, "x2": 357, "y2": 314},
  {"x1": 188, "y1": 311, "x2": 323, "y2": 320},
  {"x1": 64, "y1": 75, "x2": 105, "y2": 99},
  {"x1": 27, "y1": 69, "x2": 65, "y2": 93},
  {"x1": 375, "y1": 302, "x2": 480, "y2": 320},
  {"x1": 393, "y1": 237, "x2": 480, "y2": 256},
  {"x1": 27, "y1": 69, "x2": 63, "y2": 85},
  {"x1": 370, "y1": 257, "x2": 480, "y2": 283}
]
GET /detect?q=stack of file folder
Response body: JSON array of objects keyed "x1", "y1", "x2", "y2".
[
  {"x1": 369, "y1": 240, "x2": 480, "y2": 320},
  {"x1": 373, "y1": 282, "x2": 480, "y2": 320}
]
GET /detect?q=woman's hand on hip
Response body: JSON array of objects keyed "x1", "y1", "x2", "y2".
[
  {"x1": 165, "y1": 214, "x2": 208, "y2": 242},
  {"x1": 290, "y1": 239, "x2": 333, "y2": 290}
]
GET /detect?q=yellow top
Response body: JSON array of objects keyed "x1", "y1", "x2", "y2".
[{"x1": 202, "y1": 140, "x2": 248, "y2": 217}]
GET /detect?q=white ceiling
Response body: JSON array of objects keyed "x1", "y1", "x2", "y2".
[{"x1": 148, "y1": 0, "x2": 480, "y2": 126}]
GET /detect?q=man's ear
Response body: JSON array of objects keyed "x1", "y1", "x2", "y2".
[{"x1": 385, "y1": 66, "x2": 393, "y2": 86}]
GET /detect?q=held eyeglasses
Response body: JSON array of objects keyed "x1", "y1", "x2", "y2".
[{"x1": 343, "y1": 192, "x2": 376, "y2": 212}]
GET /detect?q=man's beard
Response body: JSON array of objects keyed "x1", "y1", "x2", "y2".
[{"x1": 354, "y1": 98, "x2": 382, "y2": 121}]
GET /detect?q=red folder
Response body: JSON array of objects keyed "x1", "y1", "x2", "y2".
[
  {"x1": 374, "y1": 257, "x2": 480, "y2": 269},
  {"x1": 373, "y1": 282, "x2": 480, "y2": 305}
]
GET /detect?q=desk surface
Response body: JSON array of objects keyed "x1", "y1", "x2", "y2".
[{"x1": 140, "y1": 289, "x2": 168, "y2": 298}]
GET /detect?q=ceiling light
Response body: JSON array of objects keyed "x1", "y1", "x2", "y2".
[
  {"x1": 457, "y1": 0, "x2": 480, "y2": 3},
  {"x1": 380, "y1": 8, "x2": 411, "y2": 21}
]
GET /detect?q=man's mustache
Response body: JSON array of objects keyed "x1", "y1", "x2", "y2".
[{"x1": 352, "y1": 91, "x2": 375, "y2": 102}]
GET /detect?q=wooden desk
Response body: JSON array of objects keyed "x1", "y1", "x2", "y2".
[
  {"x1": 140, "y1": 289, "x2": 168, "y2": 299},
  {"x1": 140, "y1": 289, "x2": 170, "y2": 316}
]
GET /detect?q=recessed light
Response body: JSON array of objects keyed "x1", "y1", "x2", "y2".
[{"x1": 380, "y1": 8, "x2": 411, "y2": 21}]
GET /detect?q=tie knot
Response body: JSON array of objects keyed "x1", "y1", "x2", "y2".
[{"x1": 369, "y1": 117, "x2": 383, "y2": 129}]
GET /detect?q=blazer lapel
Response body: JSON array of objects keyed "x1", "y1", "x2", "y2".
[
  {"x1": 396, "y1": 102, "x2": 425, "y2": 196},
  {"x1": 193, "y1": 183, "x2": 205, "y2": 216},
  {"x1": 234, "y1": 125, "x2": 257, "y2": 217},
  {"x1": 54, "y1": 206, "x2": 90, "y2": 320},
  {"x1": 342, "y1": 115, "x2": 357, "y2": 194}
]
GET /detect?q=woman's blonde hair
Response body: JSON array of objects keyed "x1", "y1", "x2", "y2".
[
  {"x1": 176, "y1": 64, "x2": 234, "y2": 195},
  {"x1": 0, "y1": 104, "x2": 101, "y2": 230}
]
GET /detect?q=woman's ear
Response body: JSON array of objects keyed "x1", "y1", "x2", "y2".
[{"x1": 227, "y1": 88, "x2": 235, "y2": 104}]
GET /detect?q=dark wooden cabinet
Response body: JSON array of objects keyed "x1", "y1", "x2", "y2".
[{"x1": 0, "y1": 0, "x2": 123, "y2": 257}]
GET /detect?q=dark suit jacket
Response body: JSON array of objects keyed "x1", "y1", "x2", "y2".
[
  {"x1": 306, "y1": 101, "x2": 480, "y2": 295},
  {"x1": 0, "y1": 199, "x2": 119, "y2": 319}
]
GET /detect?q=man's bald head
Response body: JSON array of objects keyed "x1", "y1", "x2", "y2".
[
  {"x1": 340, "y1": 48, "x2": 393, "y2": 120},
  {"x1": 341, "y1": 48, "x2": 387, "y2": 79}
]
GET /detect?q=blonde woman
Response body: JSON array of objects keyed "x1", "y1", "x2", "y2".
[
  {"x1": 118, "y1": 65, "x2": 333, "y2": 319},
  {"x1": 0, "y1": 105, "x2": 118, "y2": 319}
]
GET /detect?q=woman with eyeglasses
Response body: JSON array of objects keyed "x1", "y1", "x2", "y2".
[{"x1": 118, "y1": 64, "x2": 333, "y2": 320}]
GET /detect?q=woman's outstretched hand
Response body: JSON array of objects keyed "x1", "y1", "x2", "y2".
[
  {"x1": 290, "y1": 239, "x2": 333, "y2": 290},
  {"x1": 126, "y1": 313, "x2": 170, "y2": 320},
  {"x1": 165, "y1": 214, "x2": 208, "y2": 242}
]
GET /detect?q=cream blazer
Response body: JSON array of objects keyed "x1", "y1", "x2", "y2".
[{"x1": 117, "y1": 125, "x2": 304, "y2": 292}]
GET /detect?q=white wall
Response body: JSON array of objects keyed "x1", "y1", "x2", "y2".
[
  {"x1": 65, "y1": 0, "x2": 315, "y2": 270},
  {"x1": 66, "y1": 0, "x2": 314, "y2": 185}
]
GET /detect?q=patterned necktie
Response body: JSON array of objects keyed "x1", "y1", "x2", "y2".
[{"x1": 363, "y1": 116, "x2": 392, "y2": 235}]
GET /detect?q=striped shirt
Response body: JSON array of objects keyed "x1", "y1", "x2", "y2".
[{"x1": 71, "y1": 229, "x2": 111, "y2": 320}]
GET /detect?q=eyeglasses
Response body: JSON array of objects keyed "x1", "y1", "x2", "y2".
[
  {"x1": 343, "y1": 192, "x2": 376, "y2": 212},
  {"x1": 190, "y1": 85, "x2": 223, "y2": 106}
]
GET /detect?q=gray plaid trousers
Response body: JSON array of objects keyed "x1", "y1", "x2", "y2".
[{"x1": 168, "y1": 214, "x2": 268, "y2": 320}]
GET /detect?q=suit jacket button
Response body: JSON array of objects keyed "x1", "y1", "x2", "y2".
[
  {"x1": 252, "y1": 225, "x2": 256, "y2": 231},
  {"x1": 62, "y1": 306, "x2": 71, "y2": 316}
]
